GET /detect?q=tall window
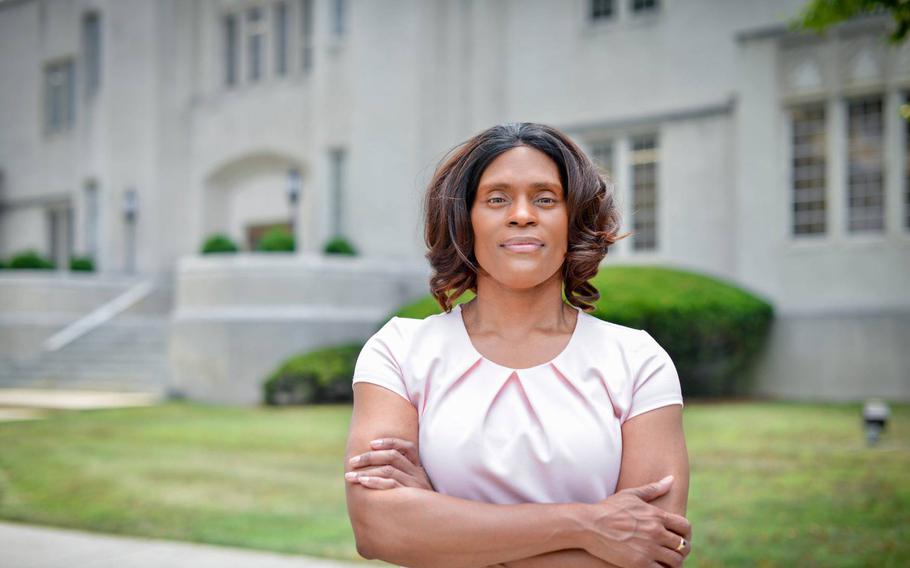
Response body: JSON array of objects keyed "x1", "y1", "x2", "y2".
[
  {"x1": 905, "y1": 93, "x2": 910, "y2": 230},
  {"x1": 82, "y1": 12, "x2": 102, "y2": 99},
  {"x1": 630, "y1": 135, "x2": 659, "y2": 251},
  {"x1": 589, "y1": 140, "x2": 614, "y2": 180},
  {"x1": 329, "y1": 148, "x2": 346, "y2": 236},
  {"x1": 247, "y1": 6, "x2": 265, "y2": 82},
  {"x1": 44, "y1": 59, "x2": 75, "y2": 134},
  {"x1": 590, "y1": 0, "x2": 615, "y2": 21},
  {"x1": 791, "y1": 104, "x2": 827, "y2": 235},
  {"x1": 274, "y1": 1, "x2": 288, "y2": 76},
  {"x1": 331, "y1": 0, "x2": 345, "y2": 38},
  {"x1": 846, "y1": 96, "x2": 884, "y2": 232},
  {"x1": 301, "y1": 0, "x2": 314, "y2": 72},
  {"x1": 631, "y1": 0, "x2": 659, "y2": 14},
  {"x1": 223, "y1": 14, "x2": 238, "y2": 86}
]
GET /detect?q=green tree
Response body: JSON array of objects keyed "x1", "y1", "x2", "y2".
[{"x1": 793, "y1": 0, "x2": 910, "y2": 44}]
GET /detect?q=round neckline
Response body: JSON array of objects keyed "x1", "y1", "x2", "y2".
[{"x1": 454, "y1": 302, "x2": 584, "y2": 372}]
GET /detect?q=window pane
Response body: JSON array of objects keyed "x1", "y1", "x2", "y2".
[
  {"x1": 301, "y1": 0, "x2": 314, "y2": 73},
  {"x1": 223, "y1": 14, "x2": 238, "y2": 86},
  {"x1": 589, "y1": 140, "x2": 614, "y2": 180},
  {"x1": 631, "y1": 0, "x2": 659, "y2": 13},
  {"x1": 590, "y1": 0, "x2": 614, "y2": 20},
  {"x1": 44, "y1": 60, "x2": 75, "y2": 133},
  {"x1": 247, "y1": 7, "x2": 263, "y2": 82},
  {"x1": 905, "y1": 93, "x2": 910, "y2": 231},
  {"x1": 332, "y1": 0, "x2": 345, "y2": 37},
  {"x1": 847, "y1": 96, "x2": 884, "y2": 232},
  {"x1": 82, "y1": 12, "x2": 101, "y2": 98},
  {"x1": 274, "y1": 1, "x2": 288, "y2": 76},
  {"x1": 631, "y1": 135, "x2": 658, "y2": 251},
  {"x1": 791, "y1": 104, "x2": 827, "y2": 235}
]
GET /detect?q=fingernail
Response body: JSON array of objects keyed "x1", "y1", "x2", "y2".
[
  {"x1": 344, "y1": 472, "x2": 357, "y2": 480},
  {"x1": 370, "y1": 439, "x2": 383, "y2": 447},
  {"x1": 661, "y1": 475, "x2": 674, "y2": 483},
  {"x1": 359, "y1": 476, "x2": 372, "y2": 482},
  {"x1": 349, "y1": 456, "x2": 360, "y2": 465}
]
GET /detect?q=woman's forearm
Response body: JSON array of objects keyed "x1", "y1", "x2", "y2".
[
  {"x1": 501, "y1": 549, "x2": 618, "y2": 567},
  {"x1": 348, "y1": 486, "x2": 591, "y2": 568}
]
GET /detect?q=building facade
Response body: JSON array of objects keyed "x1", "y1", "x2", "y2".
[{"x1": 1, "y1": 0, "x2": 908, "y2": 402}]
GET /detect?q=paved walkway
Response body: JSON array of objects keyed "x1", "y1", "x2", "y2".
[
  {"x1": 0, "y1": 521, "x2": 371, "y2": 568},
  {"x1": 0, "y1": 388, "x2": 162, "y2": 422}
]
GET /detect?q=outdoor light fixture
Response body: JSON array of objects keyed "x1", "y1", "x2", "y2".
[
  {"x1": 286, "y1": 167, "x2": 301, "y2": 246},
  {"x1": 123, "y1": 187, "x2": 138, "y2": 274},
  {"x1": 862, "y1": 399, "x2": 890, "y2": 447}
]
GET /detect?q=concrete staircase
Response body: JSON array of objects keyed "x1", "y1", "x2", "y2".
[{"x1": 0, "y1": 286, "x2": 173, "y2": 394}]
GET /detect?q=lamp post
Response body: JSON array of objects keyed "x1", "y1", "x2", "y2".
[
  {"x1": 286, "y1": 167, "x2": 301, "y2": 251},
  {"x1": 122, "y1": 187, "x2": 138, "y2": 274}
]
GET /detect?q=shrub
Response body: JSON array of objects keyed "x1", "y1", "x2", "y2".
[
  {"x1": 8, "y1": 249, "x2": 55, "y2": 270},
  {"x1": 323, "y1": 235, "x2": 358, "y2": 256},
  {"x1": 201, "y1": 234, "x2": 239, "y2": 254},
  {"x1": 69, "y1": 256, "x2": 95, "y2": 271},
  {"x1": 256, "y1": 227, "x2": 295, "y2": 252},
  {"x1": 263, "y1": 343, "x2": 362, "y2": 405},
  {"x1": 392, "y1": 265, "x2": 774, "y2": 398}
]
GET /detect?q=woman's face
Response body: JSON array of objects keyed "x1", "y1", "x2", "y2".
[{"x1": 470, "y1": 145, "x2": 569, "y2": 290}]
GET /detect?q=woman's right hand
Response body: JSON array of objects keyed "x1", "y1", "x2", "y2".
[{"x1": 580, "y1": 475, "x2": 692, "y2": 568}]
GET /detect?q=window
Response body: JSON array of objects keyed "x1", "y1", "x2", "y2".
[
  {"x1": 846, "y1": 96, "x2": 884, "y2": 233},
  {"x1": 274, "y1": 1, "x2": 288, "y2": 76},
  {"x1": 82, "y1": 12, "x2": 102, "y2": 99},
  {"x1": 630, "y1": 135, "x2": 659, "y2": 251},
  {"x1": 223, "y1": 14, "x2": 238, "y2": 86},
  {"x1": 791, "y1": 104, "x2": 827, "y2": 235},
  {"x1": 905, "y1": 94, "x2": 910, "y2": 231},
  {"x1": 331, "y1": 0, "x2": 345, "y2": 38},
  {"x1": 589, "y1": 140, "x2": 614, "y2": 180},
  {"x1": 631, "y1": 0, "x2": 659, "y2": 14},
  {"x1": 44, "y1": 59, "x2": 75, "y2": 134},
  {"x1": 329, "y1": 148, "x2": 346, "y2": 236},
  {"x1": 247, "y1": 6, "x2": 265, "y2": 82},
  {"x1": 301, "y1": 0, "x2": 314, "y2": 72},
  {"x1": 590, "y1": 0, "x2": 615, "y2": 21}
]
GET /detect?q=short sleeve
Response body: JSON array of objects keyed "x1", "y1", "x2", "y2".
[
  {"x1": 352, "y1": 317, "x2": 412, "y2": 405},
  {"x1": 624, "y1": 330, "x2": 684, "y2": 423}
]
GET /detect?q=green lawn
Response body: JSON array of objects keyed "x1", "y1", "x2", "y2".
[{"x1": 0, "y1": 400, "x2": 906, "y2": 567}]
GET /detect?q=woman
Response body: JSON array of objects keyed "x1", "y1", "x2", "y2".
[{"x1": 344, "y1": 123, "x2": 692, "y2": 568}]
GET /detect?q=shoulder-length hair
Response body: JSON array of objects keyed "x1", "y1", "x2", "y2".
[{"x1": 423, "y1": 122, "x2": 628, "y2": 313}]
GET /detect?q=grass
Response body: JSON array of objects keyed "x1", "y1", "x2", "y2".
[{"x1": 0, "y1": 400, "x2": 907, "y2": 567}]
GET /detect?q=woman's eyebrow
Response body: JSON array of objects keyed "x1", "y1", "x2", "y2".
[{"x1": 478, "y1": 181, "x2": 562, "y2": 193}]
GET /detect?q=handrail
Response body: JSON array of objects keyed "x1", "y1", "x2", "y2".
[{"x1": 43, "y1": 280, "x2": 155, "y2": 352}]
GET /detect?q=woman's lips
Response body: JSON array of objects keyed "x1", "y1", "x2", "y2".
[{"x1": 501, "y1": 243, "x2": 544, "y2": 253}]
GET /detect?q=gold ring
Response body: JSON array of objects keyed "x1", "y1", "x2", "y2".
[{"x1": 675, "y1": 537, "x2": 686, "y2": 551}]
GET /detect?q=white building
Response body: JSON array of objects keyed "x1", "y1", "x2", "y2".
[{"x1": 1, "y1": 0, "x2": 908, "y2": 403}]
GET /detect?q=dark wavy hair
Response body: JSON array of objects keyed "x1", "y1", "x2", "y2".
[{"x1": 423, "y1": 122, "x2": 628, "y2": 313}]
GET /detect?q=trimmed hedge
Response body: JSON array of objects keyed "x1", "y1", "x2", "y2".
[
  {"x1": 263, "y1": 343, "x2": 362, "y2": 405},
  {"x1": 69, "y1": 256, "x2": 95, "y2": 271},
  {"x1": 201, "y1": 234, "x2": 239, "y2": 254},
  {"x1": 392, "y1": 266, "x2": 774, "y2": 398},
  {"x1": 323, "y1": 235, "x2": 358, "y2": 256},
  {"x1": 256, "y1": 227, "x2": 295, "y2": 252},
  {"x1": 8, "y1": 249, "x2": 55, "y2": 270}
]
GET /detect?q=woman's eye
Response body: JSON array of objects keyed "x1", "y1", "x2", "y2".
[
  {"x1": 488, "y1": 197, "x2": 506, "y2": 204},
  {"x1": 538, "y1": 198, "x2": 556, "y2": 205}
]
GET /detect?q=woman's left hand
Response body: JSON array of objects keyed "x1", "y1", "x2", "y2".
[{"x1": 345, "y1": 437, "x2": 435, "y2": 491}]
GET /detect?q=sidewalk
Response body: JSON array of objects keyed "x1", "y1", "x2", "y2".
[
  {"x1": 0, "y1": 388, "x2": 162, "y2": 422},
  {"x1": 0, "y1": 521, "x2": 371, "y2": 568}
]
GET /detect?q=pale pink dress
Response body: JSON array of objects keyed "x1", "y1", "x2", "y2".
[{"x1": 351, "y1": 303, "x2": 684, "y2": 505}]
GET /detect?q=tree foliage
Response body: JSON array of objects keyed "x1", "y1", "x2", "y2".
[{"x1": 793, "y1": 0, "x2": 910, "y2": 44}]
